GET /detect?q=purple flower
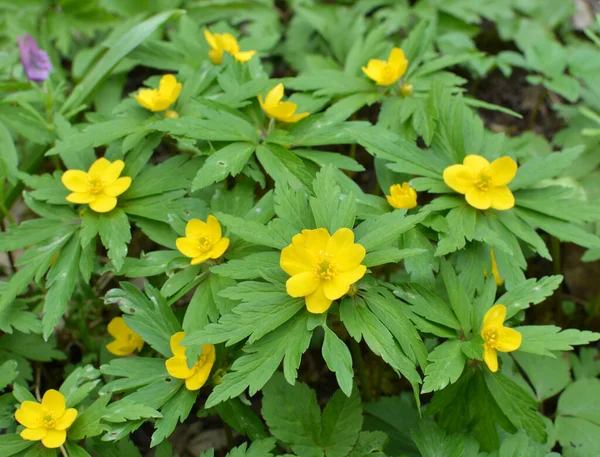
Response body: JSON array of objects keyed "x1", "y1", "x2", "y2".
[{"x1": 17, "y1": 34, "x2": 52, "y2": 82}]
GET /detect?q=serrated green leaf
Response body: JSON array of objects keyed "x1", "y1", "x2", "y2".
[
  {"x1": 422, "y1": 340, "x2": 466, "y2": 394},
  {"x1": 0, "y1": 434, "x2": 35, "y2": 456},
  {"x1": 102, "y1": 400, "x2": 162, "y2": 423},
  {"x1": 68, "y1": 394, "x2": 111, "y2": 440},
  {"x1": 310, "y1": 165, "x2": 356, "y2": 233},
  {"x1": 98, "y1": 208, "x2": 131, "y2": 271},
  {"x1": 192, "y1": 142, "x2": 256, "y2": 190},
  {"x1": 354, "y1": 211, "x2": 429, "y2": 252},
  {"x1": 214, "y1": 398, "x2": 268, "y2": 441},
  {"x1": 320, "y1": 387, "x2": 363, "y2": 457},
  {"x1": 150, "y1": 387, "x2": 197, "y2": 447},
  {"x1": 321, "y1": 325, "x2": 354, "y2": 397},
  {"x1": 0, "y1": 360, "x2": 18, "y2": 390},
  {"x1": 517, "y1": 326, "x2": 600, "y2": 357}
]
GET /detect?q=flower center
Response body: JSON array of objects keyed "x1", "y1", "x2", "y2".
[
  {"x1": 197, "y1": 237, "x2": 212, "y2": 253},
  {"x1": 86, "y1": 175, "x2": 104, "y2": 194},
  {"x1": 313, "y1": 254, "x2": 337, "y2": 281},
  {"x1": 474, "y1": 169, "x2": 492, "y2": 192},
  {"x1": 380, "y1": 65, "x2": 396, "y2": 82},
  {"x1": 482, "y1": 326, "x2": 499, "y2": 348},
  {"x1": 42, "y1": 413, "x2": 56, "y2": 429}
]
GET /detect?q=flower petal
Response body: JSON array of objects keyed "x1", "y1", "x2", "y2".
[
  {"x1": 88, "y1": 158, "x2": 111, "y2": 176},
  {"x1": 102, "y1": 160, "x2": 125, "y2": 183},
  {"x1": 209, "y1": 237, "x2": 229, "y2": 260},
  {"x1": 66, "y1": 192, "x2": 95, "y2": 204},
  {"x1": 41, "y1": 428, "x2": 66, "y2": 448},
  {"x1": 496, "y1": 327, "x2": 522, "y2": 352},
  {"x1": 362, "y1": 59, "x2": 385, "y2": 83},
  {"x1": 337, "y1": 265, "x2": 366, "y2": 285},
  {"x1": 135, "y1": 89, "x2": 157, "y2": 110},
  {"x1": 107, "y1": 317, "x2": 129, "y2": 340},
  {"x1": 61, "y1": 170, "x2": 88, "y2": 193},
  {"x1": 483, "y1": 345, "x2": 498, "y2": 372},
  {"x1": 483, "y1": 304, "x2": 507, "y2": 328},
  {"x1": 280, "y1": 244, "x2": 315, "y2": 276},
  {"x1": 326, "y1": 228, "x2": 355, "y2": 255},
  {"x1": 489, "y1": 186, "x2": 515, "y2": 210},
  {"x1": 88, "y1": 193, "x2": 117, "y2": 213},
  {"x1": 463, "y1": 154, "x2": 490, "y2": 173},
  {"x1": 106, "y1": 340, "x2": 136, "y2": 357},
  {"x1": 185, "y1": 344, "x2": 215, "y2": 390},
  {"x1": 304, "y1": 228, "x2": 330, "y2": 255},
  {"x1": 15, "y1": 402, "x2": 43, "y2": 428},
  {"x1": 465, "y1": 188, "x2": 492, "y2": 210},
  {"x1": 185, "y1": 219, "x2": 208, "y2": 238},
  {"x1": 206, "y1": 215, "x2": 222, "y2": 240},
  {"x1": 235, "y1": 50, "x2": 256, "y2": 63},
  {"x1": 388, "y1": 47, "x2": 408, "y2": 77},
  {"x1": 169, "y1": 332, "x2": 186, "y2": 357},
  {"x1": 204, "y1": 29, "x2": 217, "y2": 49},
  {"x1": 286, "y1": 112, "x2": 310, "y2": 123},
  {"x1": 323, "y1": 276, "x2": 351, "y2": 301},
  {"x1": 286, "y1": 271, "x2": 320, "y2": 297},
  {"x1": 20, "y1": 427, "x2": 47, "y2": 441},
  {"x1": 335, "y1": 245, "x2": 366, "y2": 272},
  {"x1": 191, "y1": 253, "x2": 212, "y2": 265},
  {"x1": 443, "y1": 164, "x2": 475, "y2": 194},
  {"x1": 103, "y1": 177, "x2": 131, "y2": 197},
  {"x1": 55, "y1": 408, "x2": 77, "y2": 430},
  {"x1": 41, "y1": 390, "x2": 65, "y2": 417},
  {"x1": 176, "y1": 238, "x2": 202, "y2": 258},
  {"x1": 209, "y1": 48, "x2": 223, "y2": 65},
  {"x1": 166, "y1": 356, "x2": 193, "y2": 379},
  {"x1": 305, "y1": 284, "x2": 332, "y2": 314},
  {"x1": 265, "y1": 83, "x2": 284, "y2": 107},
  {"x1": 489, "y1": 156, "x2": 517, "y2": 186}
]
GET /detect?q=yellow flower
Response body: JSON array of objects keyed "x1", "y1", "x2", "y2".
[
  {"x1": 480, "y1": 304, "x2": 522, "y2": 372},
  {"x1": 61, "y1": 158, "x2": 131, "y2": 213},
  {"x1": 135, "y1": 74, "x2": 182, "y2": 112},
  {"x1": 165, "y1": 332, "x2": 216, "y2": 391},
  {"x1": 176, "y1": 216, "x2": 230, "y2": 265},
  {"x1": 443, "y1": 154, "x2": 518, "y2": 210},
  {"x1": 386, "y1": 183, "x2": 417, "y2": 210},
  {"x1": 15, "y1": 390, "x2": 77, "y2": 449},
  {"x1": 106, "y1": 317, "x2": 144, "y2": 357},
  {"x1": 483, "y1": 249, "x2": 504, "y2": 286},
  {"x1": 258, "y1": 83, "x2": 310, "y2": 123},
  {"x1": 204, "y1": 28, "x2": 256, "y2": 65},
  {"x1": 280, "y1": 228, "x2": 367, "y2": 314},
  {"x1": 362, "y1": 47, "x2": 408, "y2": 86}
]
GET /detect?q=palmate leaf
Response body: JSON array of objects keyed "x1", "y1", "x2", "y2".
[
  {"x1": 98, "y1": 208, "x2": 131, "y2": 271},
  {"x1": 517, "y1": 326, "x2": 600, "y2": 357},
  {"x1": 354, "y1": 211, "x2": 429, "y2": 252},
  {"x1": 192, "y1": 142, "x2": 256, "y2": 191},
  {"x1": 421, "y1": 340, "x2": 466, "y2": 394},
  {"x1": 150, "y1": 387, "x2": 197, "y2": 447},
  {"x1": 321, "y1": 325, "x2": 354, "y2": 397},
  {"x1": 311, "y1": 165, "x2": 356, "y2": 234},
  {"x1": 496, "y1": 275, "x2": 563, "y2": 319}
]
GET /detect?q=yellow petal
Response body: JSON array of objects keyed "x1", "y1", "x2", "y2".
[
  {"x1": 107, "y1": 317, "x2": 129, "y2": 340},
  {"x1": 483, "y1": 304, "x2": 507, "y2": 328},
  {"x1": 280, "y1": 245, "x2": 315, "y2": 276},
  {"x1": 106, "y1": 340, "x2": 136, "y2": 357},
  {"x1": 483, "y1": 345, "x2": 498, "y2": 372},
  {"x1": 176, "y1": 237, "x2": 202, "y2": 259},
  {"x1": 235, "y1": 50, "x2": 256, "y2": 63},
  {"x1": 305, "y1": 284, "x2": 332, "y2": 314},
  {"x1": 55, "y1": 408, "x2": 77, "y2": 430},
  {"x1": 166, "y1": 356, "x2": 193, "y2": 379},
  {"x1": 490, "y1": 249, "x2": 503, "y2": 286},
  {"x1": 265, "y1": 83, "x2": 284, "y2": 107},
  {"x1": 337, "y1": 265, "x2": 366, "y2": 285},
  {"x1": 323, "y1": 276, "x2": 351, "y2": 301},
  {"x1": 465, "y1": 188, "x2": 491, "y2": 210},
  {"x1": 219, "y1": 33, "x2": 240, "y2": 55},
  {"x1": 209, "y1": 48, "x2": 223, "y2": 65},
  {"x1": 489, "y1": 186, "x2": 515, "y2": 210},
  {"x1": 335, "y1": 245, "x2": 366, "y2": 272},
  {"x1": 102, "y1": 160, "x2": 125, "y2": 183},
  {"x1": 326, "y1": 228, "x2": 355, "y2": 255},
  {"x1": 204, "y1": 29, "x2": 218, "y2": 49},
  {"x1": 66, "y1": 192, "x2": 95, "y2": 204},
  {"x1": 191, "y1": 253, "x2": 212, "y2": 265},
  {"x1": 185, "y1": 344, "x2": 215, "y2": 390},
  {"x1": 388, "y1": 47, "x2": 408, "y2": 78},
  {"x1": 103, "y1": 177, "x2": 131, "y2": 197},
  {"x1": 209, "y1": 237, "x2": 229, "y2": 260},
  {"x1": 285, "y1": 111, "x2": 310, "y2": 123},
  {"x1": 206, "y1": 215, "x2": 222, "y2": 240},
  {"x1": 135, "y1": 89, "x2": 158, "y2": 110},
  {"x1": 496, "y1": 327, "x2": 522, "y2": 352},
  {"x1": 489, "y1": 156, "x2": 517, "y2": 186},
  {"x1": 264, "y1": 101, "x2": 297, "y2": 121},
  {"x1": 41, "y1": 390, "x2": 65, "y2": 417},
  {"x1": 362, "y1": 59, "x2": 385, "y2": 83},
  {"x1": 304, "y1": 228, "x2": 330, "y2": 255},
  {"x1": 443, "y1": 164, "x2": 475, "y2": 194},
  {"x1": 286, "y1": 271, "x2": 321, "y2": 297},
  {"x1": 463, "y1": 154, "x2": 490, "y2": 172},
  {"x1": 61, "y1": 170, "x2": 88, "y2": 193},
  {"x1": 88, "y1": 157, "x2": 111, "y2": 176},
  {"x1": 159, "y1": 75, "x2": 179, "y2": 97},
  {"x1": 169, "y1": 332, "x2": 186, "y2": 357},
  {"x1": 20, "y1": 427, "x2": 47, "y2": 441},
  {"x1": 150, "y1": 95, "x2": 176, "y2": 112},
  {"x1": 41, "y1": 428, "x2": 66, "y2": 448},
  {"x1": 15, "y1": 402, "x2": 43, "y2": 428},
  {"x1": 88, "y1": 193, "x2": 117, "y2": 213},
  {"x1": 185, "y1": 218, "x2": 208, "y2": 238}
]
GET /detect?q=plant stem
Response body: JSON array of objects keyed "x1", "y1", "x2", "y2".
[
  {"x1": 551, "y1": 236, "x2": 563, "y2": 307},
  {"x1": 59, "y1": 445, "x2": 69, "y2": 457},
  {"x1": 527, "y1": 88, "x2": 547, "y2": 131},
  {"x1": 349, "y1": 339, "x2": 372, "y2": 402}
]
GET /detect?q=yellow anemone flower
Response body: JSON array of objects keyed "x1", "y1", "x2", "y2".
[
  {"x1": 280, "y1": 228, "x2": 367, "y2": 314},
  {"x1": 443, "y1": 154, "x2": 518, "y2": 210},
  {"x1": 204, "y1": 29, "x2": 256, "y2": 65},
  {"x1": 165, "y1": 332, "x2": 216, "y2": 391},
  {"x1": 480, "y1": 304, "x2": 522, "y2": 372},
  {"x1": 135, "y1": 74, "x2": 182, "y2": 112},
  {"x1": 61, "y1": 158, "x2": 131, "y2": 213},
  {"x1": 483, "y1": 249, "x2": 504, "y2": 286},
  {"x1": 258, "y1": 83, "x2": 310, "y2": 123},
  {"x1": 386, "y1": 183, "x2": 417, "y2": 210},
  {"x1": 176, "y1": 216, "x2": 230, "y2": 265},
  {"x1": 362, "y1": 47, "x2": 408, "y2": 86},
  {"x1": 15, "y1": 390, "x2": 77, "y2": 448},
  {"x1": 106, "y1": 317, "x2": 144, "y2": 357}
]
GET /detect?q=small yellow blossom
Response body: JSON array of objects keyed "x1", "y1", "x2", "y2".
[
  {"x1": 280, "y1": 228, "x2": 367, "y2": 314},
  {"x1": 165, "y1": 332, "x2": 216, "y2": 391},
  {"x1": 106, "y1": 317, "x2": 144, "y2": 357},
  {"x1": 258, "y1": 83, "x2": 310, "y2": 123},
  {"x1": 204, "y1": 28, "x2": 256, "y2": 65},
  {"x1": 176, "y1": 216, "x2": 230, "y2": 265},
  {"x1": 164, "y1": 109, "x2": 179, "y2": 119},
  {"x1": 481, "y1": 304, "x2": 522, "y2": 372},
  {"x1": 400, "y1": 83, "x2": 413, "y2": 97},
  {"x1": 443, "y1": 154, "x2": 518, "y2": 210},
  {"x1": 61, "y1": 158, "x2": 131, "y2": 213},
  {"x1": 15, "y1": 390, "x2": 77, "y2": 448},
  {"x1": 135, "y1": 74, "x2": 182, "y2": 112},
  {"x1": 386, "y1": 183, "x2": 417, "y2": 210},
  {"x1": 362, "y1": 47, "x2": 408, "y2": 86},
  {"x1": 483, "y1": 249, "x2": 504, "y2": 286}
]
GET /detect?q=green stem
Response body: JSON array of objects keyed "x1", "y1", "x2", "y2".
[
  {"x1": 551, "y1": 236, "x2": 563, "y2": 307},
  {"x1": 350, "y1": 339, "x2": 372, "y2": 402}
]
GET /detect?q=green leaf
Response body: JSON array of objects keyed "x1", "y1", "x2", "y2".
[
  {"x1": 354, "y1": 211, "x2": 429, "y2": 252},
  {"x1": 150, "y1": 387, "x2": 197, "y2": 446},
  {"x1": 0, "y1": 218, "x2": 77, "y2": 252},
  {"x1": 320, "y1": 387, "x2": 363, "y2": 457},
  {"x1": 216, "y1": 213, "x2": 288, "y2": 249},
  {"x1": 214, "y1": 398, "x2": 268, "y2": 440},
  {"x1": 510, "y1": 146, "x2": 583, "y2": 191},
  {"x1": 513, "y1": 352, "x2": 571, "y2": 402},
  {"x1": 100, "y1": 358, "x2": 168, "y2": 395},
  {"x1": 346, "y1": 431, "x2": 388, "y2": 457},
  {"x1": 59, "y1": 364, "x2": 101, "y2": 408},
  {"x1": 255, "y1": 144, "x2": 312, "y2": 190},
  {"x1": 321, "y1": 325, "x2": 354, "y2": 397},
  {"x1": 262, "y1": 372, "x2": 322, "y2": 457},
  {"x1": 60, "y1": 10, "x2": 185, "y2": 116},
  {"x1": 440, "y1": 259, "x2": 471, "y2": 333},
  {"x1": 435, "y1": 204, "x2": 477, "y2": 256},
  {"x1": 98, "y1": 208, "x2": 131, "y2": 271},
  {"x1": 102, "y1": 400, "x2": 162, "y2": 423},
  {"x1": 217, "y1": 438, "x2": 277, "y2": 457},
  {"x1": 68, "y1": 394, "x2": 111, "y2": 440},
  {"x1": 192, "y1": 142, "x2": 256, "y2": 190},
  {"x1": 396, "y1": 283, "x2": 461, "y2": 330},
  {"x1": 0, "y1": 434, "x2": 35, "y2": 456},
  {"x1": 422, "y1": 340, "x2": 466, "y2": 394},
  {"x1": 310, "y1": 165, "x2": 356, "y2": 233},
  {"x1": 363, "y1": 247, "x2": 425, "y2": 268},
  {"x1": 517, "y1": 326, "x2": 600, "y2": 357},
  {"x1": 411, "y1": 420, "x2": 466, "y2": 457},
  {"x1": 210, "y1": 252, "x2": 281, "y2": 281},
  {"x1": 0, "y1": 360, "x2": 18, "y2": 390},
  {"x1": 496, "y1": 275, "x2": 563, "y2": 319}
]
